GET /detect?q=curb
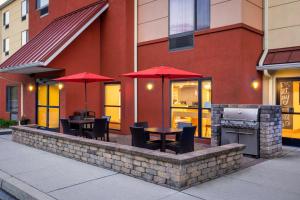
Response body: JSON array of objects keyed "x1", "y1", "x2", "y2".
[
  {"x1": 0, "y1": 171, "x2": 56, "y2": 200},
  {"x1": 0, "y1": 129, "x2": 12, "y2": 135}
]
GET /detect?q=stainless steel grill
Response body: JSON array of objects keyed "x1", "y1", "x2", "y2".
[{"x1": 220, "y1": 108, "x2": 260, "y2": 157}]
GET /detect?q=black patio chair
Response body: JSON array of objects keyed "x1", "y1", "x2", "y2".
[
  {"x1": 130, "y1": 127, "x2": 160, "y2": 150},
  {"x1": 61, "y1": 119, "x2": 80, "y2": 136},
  {"x1": 69, "y1": 115, "x2": 81, "y2": 130},
  {"x1": 176, "y1": 122, "x2": 193, "y2": 141},
  {"x1": 166, "y1": 126, "x2": 196, "y2": 154},
  {"x1": 102, "y1": 116, "x2": 111, "y2": 131},
  {"x1": 85, "y1": 118, "x2": 107, "y2": 141},
  {"x1": 134, "y1": 121, "x2": 150, "y2": 141}
]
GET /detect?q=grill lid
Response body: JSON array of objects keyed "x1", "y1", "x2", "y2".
[{"x1": 223, "y1": 108, "x2": 259, "y2": 121}]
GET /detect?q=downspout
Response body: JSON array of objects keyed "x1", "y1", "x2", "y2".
[
  {"x1": 133, "y1": 0, "x2": 138, "y2": 122},
  {"x1": 258, "y1": 0, "x2": 273, "y2": 104}
]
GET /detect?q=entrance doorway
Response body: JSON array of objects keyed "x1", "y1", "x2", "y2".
[
  {"x1": 170, "y1": 79, "x2": 212, "y2": 138},
  {"x1": 277, "y1": 78, "x2": 300, "y2": 146},
  {"x1": 37, "y1": 83, "x2": 60, "y2": 130}
]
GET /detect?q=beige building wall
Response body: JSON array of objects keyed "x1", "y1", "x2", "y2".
[
  {"x1": 138, "y1": 0, "x2": 263, "y2": 43},
  {"x1": 0, "y1": 0, "x2": 28, "y2": 63},
  {"x1": 269, "y1": 0, "x2": 300, "y2": 49}
]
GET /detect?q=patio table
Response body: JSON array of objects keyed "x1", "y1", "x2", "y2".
[
  {"x1": 69, "y1": 119, "x2": 110, "y2": 141},
  {"x1": 145, "y1": 128, "x2": 182, "y2": 152},
  {"x1": 69, "y1": 119, "x2": 95, "y2": 137}
]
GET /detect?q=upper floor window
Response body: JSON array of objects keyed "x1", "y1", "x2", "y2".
[
  {"x1": 169, "y1": 0, "x2": 195, "y2": 35},
  {"x1": 169, "y1": 0, "x2": 210, "y2": 51},
  {"x1": 3, "y1": 11, "x2": 9, "y2": 29},
  {"x1": 36, "y1": 0, "x2": 49, "y2": 16},
  {"x1": 21, "y1": 0, "x2": 28, "y2": 21},
  {"x1": 3, "y1": 38, "x2": 10, "y2": 56},
  {"x1": 21, "y1": 30, "x2": 29, "y2": 46}
]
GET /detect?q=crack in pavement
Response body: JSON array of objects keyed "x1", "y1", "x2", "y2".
[{"x1": 47, "y1": 172, "x2": 119, "y2": 194}]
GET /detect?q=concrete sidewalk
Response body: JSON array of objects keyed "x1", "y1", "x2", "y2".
[{"x1": 0, "y1": 134, "x2": 299, "y2": 200}]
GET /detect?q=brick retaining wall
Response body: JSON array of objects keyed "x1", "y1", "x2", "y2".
[
  {"x1": 12, "y1": 126, "x2": 245, "y2": 190},
  {"x1": 211, "y1": 104, "x2": 282, "y2": 158}
]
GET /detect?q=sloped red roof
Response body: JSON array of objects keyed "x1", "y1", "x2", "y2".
[
  {"x1": 0, "y1": 1, "x2": 108, "y2": 73},
  {"x1": 264, "y1": 46, "x2": 300, "y2": 65}
]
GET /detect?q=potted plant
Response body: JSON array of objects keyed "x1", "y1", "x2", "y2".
[{"x1": 20, "y1": 116, "x2": 30, "y2": 125}]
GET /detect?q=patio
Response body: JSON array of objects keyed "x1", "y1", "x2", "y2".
[
  {"x1": 11, "y1": 125, "x2": 245, "y2": 190},
  {"x1": 1, "y1": 134, "x2": 299, "y2": 200},
  {"x1": 108, "y1": 133, "x2": 210, "y2": 152}
]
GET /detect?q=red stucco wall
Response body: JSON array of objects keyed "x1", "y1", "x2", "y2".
[
  {"x1": 0, "y1": 73, "x2": 35, "y2": 122},
  {"x1": 137, "y1": 25, "x2": 263, "y2": 128}
]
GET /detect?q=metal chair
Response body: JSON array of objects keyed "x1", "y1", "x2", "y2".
[
  {"x1": 166, "y1": 126, "x2": 196, "y2": 154},
  {"x1": 85, "y1": 118, "x2": 107, "y2": 141},
  {"x1": 130, "y1": 127, "x2": 160, "y2": 150},
  {"x1": 61, "y1": 119, "x2": 80, "y2": 136}
]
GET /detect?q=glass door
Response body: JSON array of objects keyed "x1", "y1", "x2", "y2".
[
  {"x1": 170, "y1": 79, "x2": 212, "y2": 138},
  {"x1": 104, "y1": 83, "x2": 121, "y2": 130},
  {"x1": 37, "y1": 83, "x2": 60, "y2": 130},
  {"x1": 277, "y1": 78, "x2": 300, "y2": 145}
]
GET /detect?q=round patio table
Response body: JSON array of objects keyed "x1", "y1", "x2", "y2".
[{"x1": 145, "y1": 128, "x2": 182, "y2": 152}]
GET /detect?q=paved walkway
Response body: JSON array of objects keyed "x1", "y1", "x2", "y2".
[{"x1": 0, "y1": 134, "x2": 299, "y2": 200}]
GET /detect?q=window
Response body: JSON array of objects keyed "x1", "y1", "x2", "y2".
[
  {"x1": 169, "y1": 0, "x2": 195, "y2": 35},
  {"x1": 3, "y1": 38, "x2": 9, "y2": 56},
  {"x1": 277, "y1": 79, "x2": 300, "y2": 142},
  {"x1": 6, "y1": 86, "x2": 18, "y2": 120},
  {"x1": 3, "y1": 11, "x2": 9, "y2": 29},
  {"x1": 21, "y1": 0, "x2": 28, "y2": 20},
  {"x1": 104, "y1": 83, "x2": 121, "y2": 130},
  {"x1": 170, "y1": 79, "x2": 212, "y2": 138},
  {"x1": 36, "y1": 0, "x2": 49, "y2": 16},
  {"x1": 169, "y1": 0, "x2": 210, "y2": 50},
  {"x1": 21, "y1": 30, "x2": 29, "y2": 46},
  {"x1": 196, "y1": 0, "x2": 210, "y2": 30}
]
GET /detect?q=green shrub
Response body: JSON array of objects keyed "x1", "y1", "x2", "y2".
[{"x1": 0, "y1": 119, "x2": 18, "y2": 128}]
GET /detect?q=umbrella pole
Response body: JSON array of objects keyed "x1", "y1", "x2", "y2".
[
  {"x1": 85, "y1": 80, "x2": 87, "y2": 115},
  {"x1": 162, "y1": 76, "x2": 164, "y2": 129}
]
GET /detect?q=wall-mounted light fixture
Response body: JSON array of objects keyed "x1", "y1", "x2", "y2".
[
  {"x1": 58, "y1": 83, "x2": 64, "y2": 90},
  {"x1": 146, "y1": 82, "x2": 154, "y2": 91},
  {"x1": 28, "y1": 84, "x2": 34, "y2": 92},
  {"x1": 251, "y1": 80, "x2": 259, "y2": 90}
]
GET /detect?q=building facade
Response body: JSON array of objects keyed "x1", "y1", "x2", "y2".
[
  {"x1": 258, "y1": 0, "x2": 300, "y2": 146},
  {"x1": 137, "y1": 0, "x2": 263, "y2": 138},
  {"x1": 0, "y1": 0, "x2": 29, "y2": 121},
  {"x1": 0, "y1": 0, "x2": 263, "y2": 141}
]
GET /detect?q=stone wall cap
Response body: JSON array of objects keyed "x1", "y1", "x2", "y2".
[{"x1": 12, "y1": 126, "x2": 245, "y2": 165}]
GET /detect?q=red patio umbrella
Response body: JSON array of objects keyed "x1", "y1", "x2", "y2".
[
  {"x1": 123, "y1": 66, "x2": 203, "y2": 128},
  {"x1": 54, "y1": 72, "x2": 114, "y2": 112}
]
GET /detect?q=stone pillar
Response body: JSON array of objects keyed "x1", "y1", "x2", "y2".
[
  {"x1": 259, "y1": 105, "x2": 282, "y2": 158},
  {"x1": 211, "y1": 104, "x2": 227, "y2": 147},
  {"x1": 211, "y1": 104, "x2": 283, "y2": 158}
]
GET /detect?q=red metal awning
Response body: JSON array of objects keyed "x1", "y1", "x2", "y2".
[
  {"x1": 0, "y1": 1, "x2": 108, "y2": 74},
  {"x1": 264, "y1": 47, "x2": 300, "y2": 65},
  {"x1": 257, "y1": 46, "x2": 300, "y2": 70}
]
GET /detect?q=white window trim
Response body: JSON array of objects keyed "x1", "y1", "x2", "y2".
[
  {"x1": 21, "y1": 30, "x2": 29, "y2": 46},
  {"x1": 21, "y1": 0, "x2": 28, "y2": 17},
  {"x1": 3, "y1": 38, "x2": 10, "y2": 55},
  {"x1": 3, "y1": 11, "x2": 10, "y2": 26}
]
